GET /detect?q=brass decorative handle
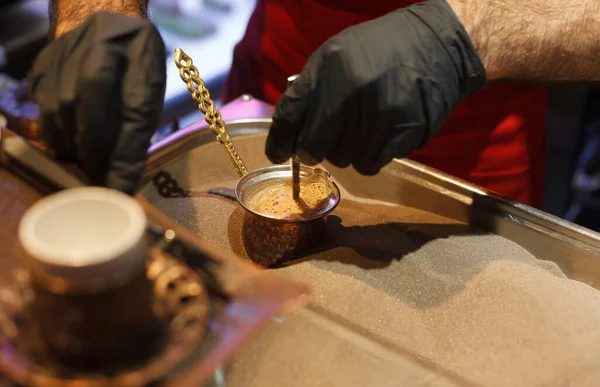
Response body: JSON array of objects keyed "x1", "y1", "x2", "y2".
[{"x1": 173, "y1": 48, "x2": 248, "y2": 177}]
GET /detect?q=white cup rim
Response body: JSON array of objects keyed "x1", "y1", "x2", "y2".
[{"x1": 18, "y1": 187, "x2": 147, "y2": 268}]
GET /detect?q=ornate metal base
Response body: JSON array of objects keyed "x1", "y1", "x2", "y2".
[{"x1": 0, "y1": 252, "x2": 210, "y2": 387}]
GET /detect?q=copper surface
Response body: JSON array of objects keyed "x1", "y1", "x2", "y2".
[
  {"x1": 241, "y1": 212, "x2": 326, "y2": 267},
  {"x1": 234, "y1": 165, "x2": 340, "y2": 267}
]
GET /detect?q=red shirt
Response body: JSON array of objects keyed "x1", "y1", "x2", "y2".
[{"x1": 223, "y1": 0, "x2": 547, "y2": 208}]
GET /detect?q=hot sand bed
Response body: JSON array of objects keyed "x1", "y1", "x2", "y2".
[{"x1": 141, "y1": 137, "x2": 600, "y2": 387}]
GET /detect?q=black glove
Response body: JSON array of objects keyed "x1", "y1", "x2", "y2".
[
  {"x1": 266, "y1": 0, "x2": 486, "y2": 175},
  {"x1": 28, "y1": 12, "x2": 166, "y2": 194}
]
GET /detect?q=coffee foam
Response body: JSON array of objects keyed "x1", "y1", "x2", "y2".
[{"x1": 245, "y1": 176, "x2": 331, "y2": 220}]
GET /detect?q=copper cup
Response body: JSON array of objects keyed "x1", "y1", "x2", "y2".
[
  {"x1": 18, "y1": 187, "x2": 165, "y2": 372},
  {"x1": 235, "y1": 165, "x2": 340, "y2": 267}
]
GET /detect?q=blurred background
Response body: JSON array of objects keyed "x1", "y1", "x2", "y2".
[{"x1": 1, "y1": 0, "x2": 599, "y2": 232}]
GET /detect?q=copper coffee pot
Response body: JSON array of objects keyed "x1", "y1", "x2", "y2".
[{"x1": 173, "y1": 48, "x2": 341, "y2": 267}]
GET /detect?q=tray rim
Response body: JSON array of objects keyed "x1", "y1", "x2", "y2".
[{"x1": 141, "y1": 118, "x2": 600, "y2": 260}]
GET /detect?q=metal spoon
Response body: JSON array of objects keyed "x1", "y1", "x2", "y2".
[{"x1": 286, "y1": 75, "x2": 301, "y2": 201}]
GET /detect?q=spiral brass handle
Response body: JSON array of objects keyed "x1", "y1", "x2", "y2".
[{"x1": 173, "y1": 48, "x2": 248, "y2": 177}]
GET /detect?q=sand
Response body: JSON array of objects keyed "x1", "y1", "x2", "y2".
[
  {"x1": 143, "y1": 185, "x2": 600, "y2": 387},
  {"x1": 140, "y1": 137, "x2": 600, "y2": 387}
]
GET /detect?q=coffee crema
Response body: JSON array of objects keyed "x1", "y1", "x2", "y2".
[{"x1": 245, "y1": 177, "x2": 331, "y2": 220}]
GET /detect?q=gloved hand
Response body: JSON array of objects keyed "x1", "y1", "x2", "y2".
[
  {"x1": 28, "y1": 12, "x2": 166, "y2": 194},
  {"x1": 266, "y1": 0, "x2": 486, "y2": 175}
]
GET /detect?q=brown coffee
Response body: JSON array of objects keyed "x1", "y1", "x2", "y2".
[{"x1": 246, "y1": 176, "x2": 330, "y2": 220}]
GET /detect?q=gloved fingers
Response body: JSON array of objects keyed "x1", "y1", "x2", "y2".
[
  {"x1": 27, "y1": 41, "x2": 59, "y2": 93},
  {"x1": 325, "y1": 134, "x2": 356, "y2": 168},
  {"x1": 294, "y1": 148, "x2": 321, "y2": 166},
  {"x1": 265, "y1": 65, "x2": 314, "y2": 164},
  {"x1": 56, "y1": 39, "x2": 97, "y2": 165},
  {"x1": 106, "y1": 23, "x2": 166, "y2": 194},
  {"x1": 355, "y1": 123, "x2": 424, "y2": 175},
  {"x1": 74, "y1": 43, "x2": 124, "y2": 186},
  {"x1": 324, "y1": 96, "x2": 362, "y2": 168},
  {"x1": 315, "y1": 79, "x2": 364, "y2": 169},
  {"x1": 352, "y1": 66, "x2": 436, "y2": 175},
  {"x1": 39, "y1": 111, "x2": 74, "y2": 161},
  {"x1": 27, "y1": 12, "x2": 166, "y2": 194},
  {"x1": 293, "y1": 97, "x2": 334, "y2": 166},
  {"x1": 34, "y1": 82, "x2": 74, "y2": 161},
  {"x1": 295, "y1": 42, "x2": 355, "y2": 166},
  {"x1": 350, "y1": 68, "x2": 417, "y2": 169},
  {"x1": 28, "y1": 38, "x2": 77, "y2": 160},
  {"x1": 327, "y1": 76, "x2": 383, "y2": 170},
  {"x1": 106, "y1": 127, "x2": 153, "y2": 194}
]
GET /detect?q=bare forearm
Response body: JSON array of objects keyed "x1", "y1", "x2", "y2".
[
  {"x1": 447, "y1": 0, "x2": 600, "y2": 82},
  {"x1": 50, "y1": 0, "x2": 149, "y2": 38}
]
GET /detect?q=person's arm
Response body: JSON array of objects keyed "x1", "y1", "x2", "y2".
[
  {"x1": 447, "y1": 0, "x2": 600, "y2": 82},
  {"x1": 49, "y1": 0, "x2": 149, "y2": 39},
  {"x1": 31, "y1": 1, "x2": 165, "y2": 194}
]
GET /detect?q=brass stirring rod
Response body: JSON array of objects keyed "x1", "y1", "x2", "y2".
[
  {"x1": 287, "y1": 75, "x2": 301, "y2": 201},
  {"x1": 173, "y1": 48, "x2": 248, "y2": 177},
  {"x1": 291, "y1": 157, "x2": 300, "y2": 201}
]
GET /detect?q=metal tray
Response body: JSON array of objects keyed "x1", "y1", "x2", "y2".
[
  {"x1": 141, "y1": 102, "x2": 600, "y2": 387},
  {"x1": 0, "y1": 128, "x2": 310, "y2": 387}
]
